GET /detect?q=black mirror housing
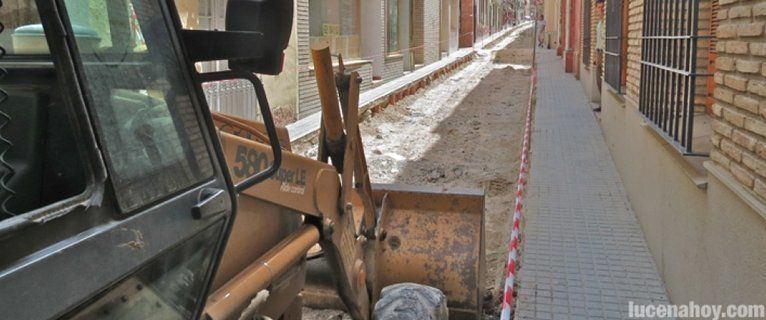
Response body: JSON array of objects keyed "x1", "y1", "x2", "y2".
[{"x1": 226, "y1": 0, "x2": 294, "y2": 75}]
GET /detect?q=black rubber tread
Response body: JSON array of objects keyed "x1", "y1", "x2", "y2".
[{"x1": 373, "y1": 283, "x2": 448, "y2": 320}]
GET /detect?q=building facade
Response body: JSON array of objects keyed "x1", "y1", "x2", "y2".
[
  {"x1": 175, "y1": 0, "x2": 512, "y2": 124},
  {"x1": 547, "y1": 0, "x2": 766, "y2": 306}
]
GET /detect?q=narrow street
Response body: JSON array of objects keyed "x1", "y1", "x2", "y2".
[
  {"x1": 5, "y1": 1, "x2": 765, "y2": 319},
  {"x1": 362, "y1": 25, "x2": 533, "y2": 317},
  {"x1": 514, "y1": 48, "x2": 671, "y2": 320},
  {"x1": 298, "y1": 24, "x2": 535, "y2": 319}
]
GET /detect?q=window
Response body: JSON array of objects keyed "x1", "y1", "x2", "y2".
[
  {"x1": 0, "y1": 1, "x2": 46, "y2": 54},
  {"x1": 387, "y1": 0, "x2": 399, "y2": 54},
  {"x1": 66, "y1": 0, "x2": 215, "y2": 212},
  {"x1": 638, "y1": 0, "x2": 711, "y2": 155},
  {"x1": 0, "y1": 2, "x2": 88, "y2": 220},
  {"x1": 68, "y1": 222, "x2": 224, "y2": 320},
  {"x1": 194, "y1": 0, "x2": 226, "y2": 72},
  {"x1": 604, "y1": 0, "x2": 625, "y2": 92},
  {"x1": 197, "y1": 0, "x2": 215, "y2": 30},
  {"x1": 309, "y1": 0, "x2": 361, "y2": 59},
  {"x1": 582, "y1": 0, "x2": 592, "y2": 65}
]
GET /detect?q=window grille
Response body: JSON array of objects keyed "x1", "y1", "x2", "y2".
[
  {"x1": 639, "y1": 0, "x2": 710, "y2": 155},
  {"x1": 604, "y1": 0, "x2": 623, "y2": 91},
  {"x1": 583, "y1": 0, "x2": 592, "y2": 65}
]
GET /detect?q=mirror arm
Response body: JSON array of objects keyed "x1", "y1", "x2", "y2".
[
  {"x1": 196, "y1": 70, "x2": 282, "y2": 193},
  {"x1": 181, "y1": 30, "x2": 266, "y2": 62}
]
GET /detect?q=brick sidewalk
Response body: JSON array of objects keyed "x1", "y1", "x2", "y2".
[{"x1": 514, "y1": 49, "x2": 672, "y2": 320}]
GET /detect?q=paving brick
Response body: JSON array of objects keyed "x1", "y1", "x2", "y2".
[
  {"x1": 721, "y1": 138, "x2": 744, "y2": 161},
  {"x1": 729, "y1": 5, "x2": 752, "y2": 18},
  {"x1": 731, "y1": 162, "x2": 756, "y2": 188},
  {"x1": 738, "y1": 22, "x2": 765, "y2": 37},
  {"x1": 752, "y1": 43, "x2": 766, "y2": 57},
  {"x1": 747, "y1": 79, "x2": 766, "y2": 97},
  {"x1": 727, "y1": 40, "x2": 750, "y2": 54},
  {"x1": 717, "y1": 23, "x2": 738, "y2": 39},
  {"x1": 753, "y1": 179, "x2": 766, "y2": 199},
  {"x1": 711, "y1": 149, "x2": 732, "y2": 167},
  {"x1": 755, "y1": 2, "x2": 766, "y2": 17},
  {"x1": 732, "y1": 129, "x2": 758, "y2": 151},
  {"x1": 515, "y1": 49, "x2": 671, "y2": 320},
  {"x1": 733, "y1": 94, "x2": 760, "y2": 113},
  {"x1": 716, "y1": 56, "x2": 736, "y2": 70},
  {"x1": 724, "y1": 74, "x2": 749, "y2": 92},
  {"x1": 736, "y1": 60, "x2": 763, "y2": 74}
]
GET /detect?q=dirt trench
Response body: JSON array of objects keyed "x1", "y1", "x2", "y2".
[{"x1": 297, "y1": 25, "x2": 534, "y2": 319}]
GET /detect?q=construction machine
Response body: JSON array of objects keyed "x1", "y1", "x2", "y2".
[{"x1": 0, "y1": 1, "x2": 485, "y2": 319}]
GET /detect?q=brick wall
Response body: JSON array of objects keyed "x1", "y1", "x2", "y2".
[
  {"x1": 382, "y1": 56, "x2": 405, "y2": 82},
  {"x1": 367, "y1": 0, "x2": 386, "y2": 75},
  {"x1": 710, "y1": 0, "x2": 766, "y2": 199},
  {"x1": 297, "y1": 63, "x2": 373, "y2": 119},
  {"x1": 380, "y1": 0, "x2": 405, "y2": 82},
  {"x1": 698, "y1": 1, "x2": 714, "y2": 112},
  {"x1": 624, "y1": 0, "x2": 712, "y2": 107},
  {"x1": 588, "y1": 0, "x2": 597, "y2": 67},
  {"x1": 297, "y1": 0, "x2": 374, "y2": 119},
  {"x1": 412, "y1": 0, "x2": 425, "y2": 63},
  {"x1": 424, "y1": 0, "x2": 441, "y2": 64},
  {"x1": 411, "y1": 0, "x2": 441, "y2": 64},
  {"x1": 459, "y1": 0, "x2": 474, "y2": 47},
  {"x1": 625, "y1": 0, "x2": 642, "y2": 104}
]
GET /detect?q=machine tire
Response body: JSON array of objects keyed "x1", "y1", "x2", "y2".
[{"x1": 372, "y1": 283, "x2": 448, "y2": 320}]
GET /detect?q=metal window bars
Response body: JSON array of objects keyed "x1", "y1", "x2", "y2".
[
  {"x1": 202, "y1": 80, "x2": 260, "y2": 121},
  {"x1": 638, "y1": 0, "x2": 710, "y2": 156},
  {"x1": 604, "y1": 0, "x2": 623, "y2": 92},
  {"x1": 583, "y1": 0, "x2": 592, "y2": 65}
]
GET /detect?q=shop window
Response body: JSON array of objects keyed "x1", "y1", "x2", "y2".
[
  {"x1": 309, "y1": 0, "x2": 361, "y2": 59},
  {"x1": 387, "y1": 0, "x2": 399, "y2": 54},
  {"x1": 604, "y1": 0, "x2": 626, "y2": 92}
]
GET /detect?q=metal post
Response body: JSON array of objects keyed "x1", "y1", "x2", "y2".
[{"x1": 532, "y1": 5, "x2": 537, "y2": 67}]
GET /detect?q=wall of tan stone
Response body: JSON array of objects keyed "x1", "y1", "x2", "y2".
[
  {"x1": 543, "y1": 0, "x2": 561, "y2": 49},
  {"x1": 710, "y1": 0, "x2": 766, "y2": 200},
  {"x1": 599, "y1": 92, "x2": 766, "y2": 307},
  {"x1": 625, "y1": 0, "x2": 642, "y2": 104},
  {"x1": 596, "y1": 0, "x2": 766, "y2": 307}
]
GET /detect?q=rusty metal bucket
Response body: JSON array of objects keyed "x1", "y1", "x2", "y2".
[{"x1": 371, "y1": 184, "x2": 485, "y2": 319}]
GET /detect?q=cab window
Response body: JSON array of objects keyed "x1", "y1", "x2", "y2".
[
  {"x1": 0, "y1": 1, "x2": 47, "y2": 55},
  {"x1": 0, "y1": 2, "x2": 87, "y2": 221},
  {"x1": 65, "y1": 0, "x2": 215, "y2": 212}
]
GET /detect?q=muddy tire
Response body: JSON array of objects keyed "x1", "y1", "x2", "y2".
[{"x1": 373, "y1": 283, "x2": 448, "y2": 320}]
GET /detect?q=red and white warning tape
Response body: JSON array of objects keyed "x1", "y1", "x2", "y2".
[{"x1": 499, "y1": 67, "x2": 536, "y2": 320}]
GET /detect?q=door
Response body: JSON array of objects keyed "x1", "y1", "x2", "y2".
[{"x1": 0, "y1": 1, "x2": 236, "y2": 319}]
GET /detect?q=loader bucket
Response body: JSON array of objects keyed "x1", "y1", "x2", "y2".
[{"x1": 372, "y1": 184, "x2": 485, "y2": 320}]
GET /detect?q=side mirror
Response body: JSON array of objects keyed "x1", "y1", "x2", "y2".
[
  {"x1": 226, "y1": 0, "x2": 293, "y2": 75},
  {"x1": 177, "y1": 0, "x2": 293, "y2": 190},
  {"x1": 180, "y1": 0, "x2": 294, "y2": 75}
]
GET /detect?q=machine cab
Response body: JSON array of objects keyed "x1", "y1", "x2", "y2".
[{"x1": 0, "y1": 1, "x2": 242, "y2": 318}]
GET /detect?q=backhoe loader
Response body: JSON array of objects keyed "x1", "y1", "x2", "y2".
[{"x1": 0, "y1": 1, "x2": 485, "y2": 319}]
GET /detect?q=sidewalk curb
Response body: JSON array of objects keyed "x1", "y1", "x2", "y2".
[
  {"x1": 499, "y1": 49, "x2": 538, "y2": 320},
  {"x1": 286, "y1": 22, "x2": 535, "y2": 143}
]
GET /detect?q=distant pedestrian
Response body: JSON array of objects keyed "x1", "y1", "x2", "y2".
[
  {"x1": 595, "y1": 3, "x2": 606, "y2": 91},
  {"x1": 537, "y1": 14, "x2": 546, "y2": 48}
]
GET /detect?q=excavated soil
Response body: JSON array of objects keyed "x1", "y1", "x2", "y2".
[{"x1": 298, "y1": 25, "x2": 534, "y2": 319}]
